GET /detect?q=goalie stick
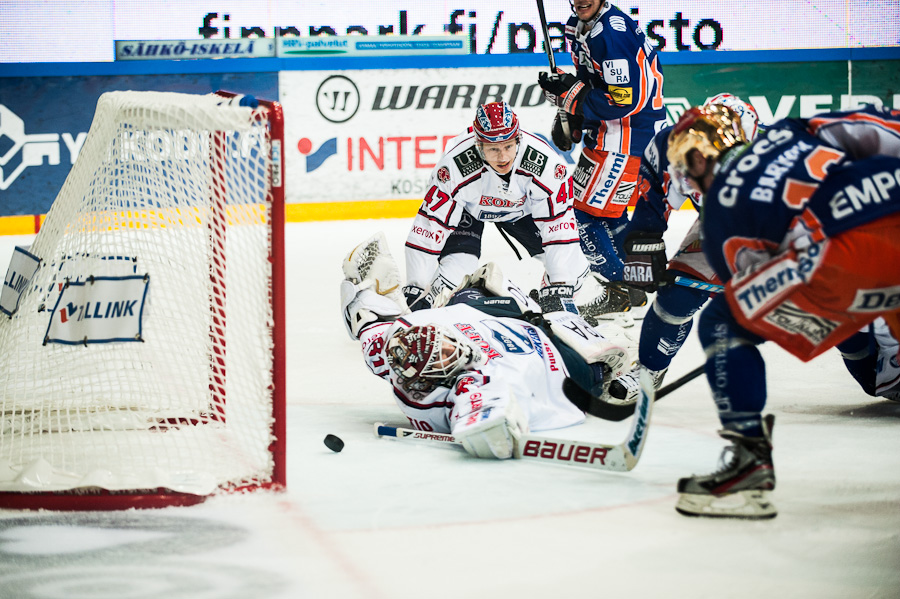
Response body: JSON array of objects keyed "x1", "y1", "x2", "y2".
[
  {"x1": 374, "y1": 368, "x2": 656, "y2": 472},
  {"x1": 564, "y1": 364, "x2": 706, "y2": 422},
  {"x1": 536, "y1": 0, "x2": 572, "y2": 141}
]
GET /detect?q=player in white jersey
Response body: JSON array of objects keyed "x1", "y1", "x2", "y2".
[
  {"x1": 403, "y1": 101, "x2": 594, "y2": 317},
  {"x1": 343, "y1": 233, "x2": 636, "y2": 459}
]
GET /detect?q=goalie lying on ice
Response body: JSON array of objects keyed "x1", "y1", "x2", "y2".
[{"x1": 341, "y1": 232, "x2": 637, "y2": 459}]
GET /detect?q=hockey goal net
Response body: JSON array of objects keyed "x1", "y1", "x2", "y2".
[{"x1": 0, "y1": 90, "x2": 286, "y2": 509}]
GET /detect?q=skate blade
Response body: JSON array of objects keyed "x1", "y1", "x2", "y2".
[
  {"x1": 591, "y1": 312, "x2": 635, "y2": 329},
  {"x1": 675, "y1": 490, "x2": 777, "y2": 519}
]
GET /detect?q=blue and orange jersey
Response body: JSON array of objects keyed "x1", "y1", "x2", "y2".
[
  {"x1": 702, "y1": 107, "x2": 900, "y2": 284},
  {"x1": 565, "y1": 4, "x2": 666, "y2": 156}
]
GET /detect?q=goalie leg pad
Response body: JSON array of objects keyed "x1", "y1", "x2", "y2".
[
  {"x1": 543, "y1": 312, "x2": 635, "y2": 378},
  {"x1": 456, "y1": 262, "x2": 541, "y2": 313}
]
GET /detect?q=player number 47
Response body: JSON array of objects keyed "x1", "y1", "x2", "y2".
[{"x1": 424, "y1": 186, "x2": 451, "y2": 212}]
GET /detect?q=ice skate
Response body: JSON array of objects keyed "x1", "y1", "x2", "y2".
[
  {"x1": 676, "y1": 415, "x2": 777, "y2": 519},
  {"x1": 576, "y1": 277, "x2": 635, "y2": 327},
  {"x1": 610, "y1": 282, "x2": 650, "y2": 320}
]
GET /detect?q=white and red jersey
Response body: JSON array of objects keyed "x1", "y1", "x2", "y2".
[
  {"x1": 404, "y1": 130, "x2": 587, "y2": 289},
  {"x1": 358, "y1": 303, "x2": 586, "y2": 435}
]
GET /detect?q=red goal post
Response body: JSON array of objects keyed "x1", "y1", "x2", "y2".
[{"x1": 0, "y1": 90, "x2": 286, "y2": 509}]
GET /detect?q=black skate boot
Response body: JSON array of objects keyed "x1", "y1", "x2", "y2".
[
  {"x1": 675, "y1": 414, "x2": 777, "y2": 519},
  {"x1": 609, "y1": 282, "x2": 648, "y2": 311},
  {"x1": 576, "y1": 279, "x2": 633, "y2": 326}
]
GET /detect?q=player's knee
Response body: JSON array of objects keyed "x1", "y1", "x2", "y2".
[{"x1": 654, "y1": 285, "x2": 706, "y2": 325}]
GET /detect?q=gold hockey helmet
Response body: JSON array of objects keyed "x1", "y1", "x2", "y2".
[{"x1": 667, "y1": 104, "x2": 748, "y2": 177}]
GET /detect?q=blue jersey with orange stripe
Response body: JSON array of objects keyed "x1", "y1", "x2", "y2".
[
  {"x1": 702, "y1": 107, "x2": 900, "y2": 284},
  {"x1": 565, "y1": 4, "x2": 666, "y2": 156}
]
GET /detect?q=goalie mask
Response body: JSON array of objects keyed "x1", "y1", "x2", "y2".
[
  {"x1": 667, "y1": 104, "x2": 748, "y2": 196},
  {"x1": 386, "y1": 325, "x2": 484, "y2": 394}
]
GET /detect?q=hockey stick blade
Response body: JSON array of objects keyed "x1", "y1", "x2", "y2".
[
  {"x1": 374, "y1": 371, "x2": 654, "y2": 472},
  {"x1": 571, "y1": 364, "x2": 706, "y2": 422}
]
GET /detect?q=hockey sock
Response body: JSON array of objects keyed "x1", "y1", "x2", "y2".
[
  {"x1": 638, "y1": 283, "x2": 707, "y2": 371},
  {"x1": 699, "y1": 294, "x2": 767, "y2": 437},
  {"x1": 575, "y1": 211, "x2": 626, "y2": 281},
  {"x1": 837, "y1": 330, "x2": 878, "y2": 396}
]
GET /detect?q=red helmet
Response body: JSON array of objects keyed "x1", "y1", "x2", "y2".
[{"x1": 473, "y1": 102, "x2": 520, "y2": 144}]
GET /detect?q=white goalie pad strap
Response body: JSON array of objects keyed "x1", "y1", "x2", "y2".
[
  {"x1": 343, "y1": 232, "x2": 408, "y2": 310},
  {"x1": 457, "y1": 262, "x2": 541, "y2": 313},
  {"x1": 544, "y1": 312, "x2": 635, "y2": 378},
  {"x1": 452, "y1": 392, "x2": 527, "y2": 460},
  {"x1": 340, "y1": 280, "x2": 404, "y2": 340}
]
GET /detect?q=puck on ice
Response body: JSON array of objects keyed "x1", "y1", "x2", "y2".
[{"x1": 324, "y1": 434, "x2": 344, "y2": 453}]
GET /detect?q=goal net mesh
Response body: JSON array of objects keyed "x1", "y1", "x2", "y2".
[{"x1": 0, "y1": 91, "x2": 284, "y2": 499}]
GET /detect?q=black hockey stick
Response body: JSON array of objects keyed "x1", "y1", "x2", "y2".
[
  {"x1": 564, "y1": 364, "x2": 706, "y2": 422},
  {"x1": 536, "y1": 0, "x2": 572, "y2": 141}
]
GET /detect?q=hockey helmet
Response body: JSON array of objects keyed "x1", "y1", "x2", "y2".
[
  {"x1": 473, "y1": 101, "x2": 520, "y2": 145},
  {"x1": 667, "y1": 103, "x2": 748, "y2": 181},
  {"x1": 704, "y1": 93, "x2": 760, "y2": 142},
  {"x1": 386, "y1": 325, "x2": 483, "y2": 394}
]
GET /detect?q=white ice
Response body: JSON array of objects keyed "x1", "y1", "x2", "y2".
[{"x1": 0, "y1": 211, "x2": 898, "y2": 599}]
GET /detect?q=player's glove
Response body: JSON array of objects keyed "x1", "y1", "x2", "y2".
[
  {"x1": 530, "y1": 284, "x2": 577, "y2": 315},
  {"x1": 402, "y1": 284, "x2": 434, "y2": 312},
  {"x1": 551, "y1": 111, "x2": 583, "y2": 152},
  {"x1": 623, "y1": 232, "x2": 669, "y2": 293},
  {"x1": 538, "y1": 70, "x2": 587, "y2": 116}
]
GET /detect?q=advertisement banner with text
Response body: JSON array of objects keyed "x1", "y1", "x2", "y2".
[
  {"x1": 283, "y1": 61, "x2": 900, "y2": 205},
  {"x1": 2, "y1": 1, "x2": 897, "y2": 63},
  {"x1": 0, "y1": 74, "x2": 278, "y2": 218}
]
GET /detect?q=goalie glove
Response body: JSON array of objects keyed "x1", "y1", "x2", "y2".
[
  {"x1": 341, "y1": 280, "x2": 404, "y2": 340},
  {"x1": 343, "y1": 232, "x2": 408, "y2": 310},
  {"x1": 452, "y1": 392, "x2": 528, "y2": 459},
  {"x1": 623, "y1": 232, "x2": 669, "y2": 293},
  {"x1": 538, "y1": 70, "x2": 587, "y2": 116}
]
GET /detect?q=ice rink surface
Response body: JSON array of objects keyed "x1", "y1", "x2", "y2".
[{"x1": 0, "y1": 211, "x2": 898, "y2": 599}]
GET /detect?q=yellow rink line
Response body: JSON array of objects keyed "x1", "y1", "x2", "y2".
[{"x1": 0, "y1": 200, "x2": 689, "y2": 235}]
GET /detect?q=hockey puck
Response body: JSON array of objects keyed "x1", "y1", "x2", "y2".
[{"x1": 323, "y1": 434, "x2": 344, "y2": 453}]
